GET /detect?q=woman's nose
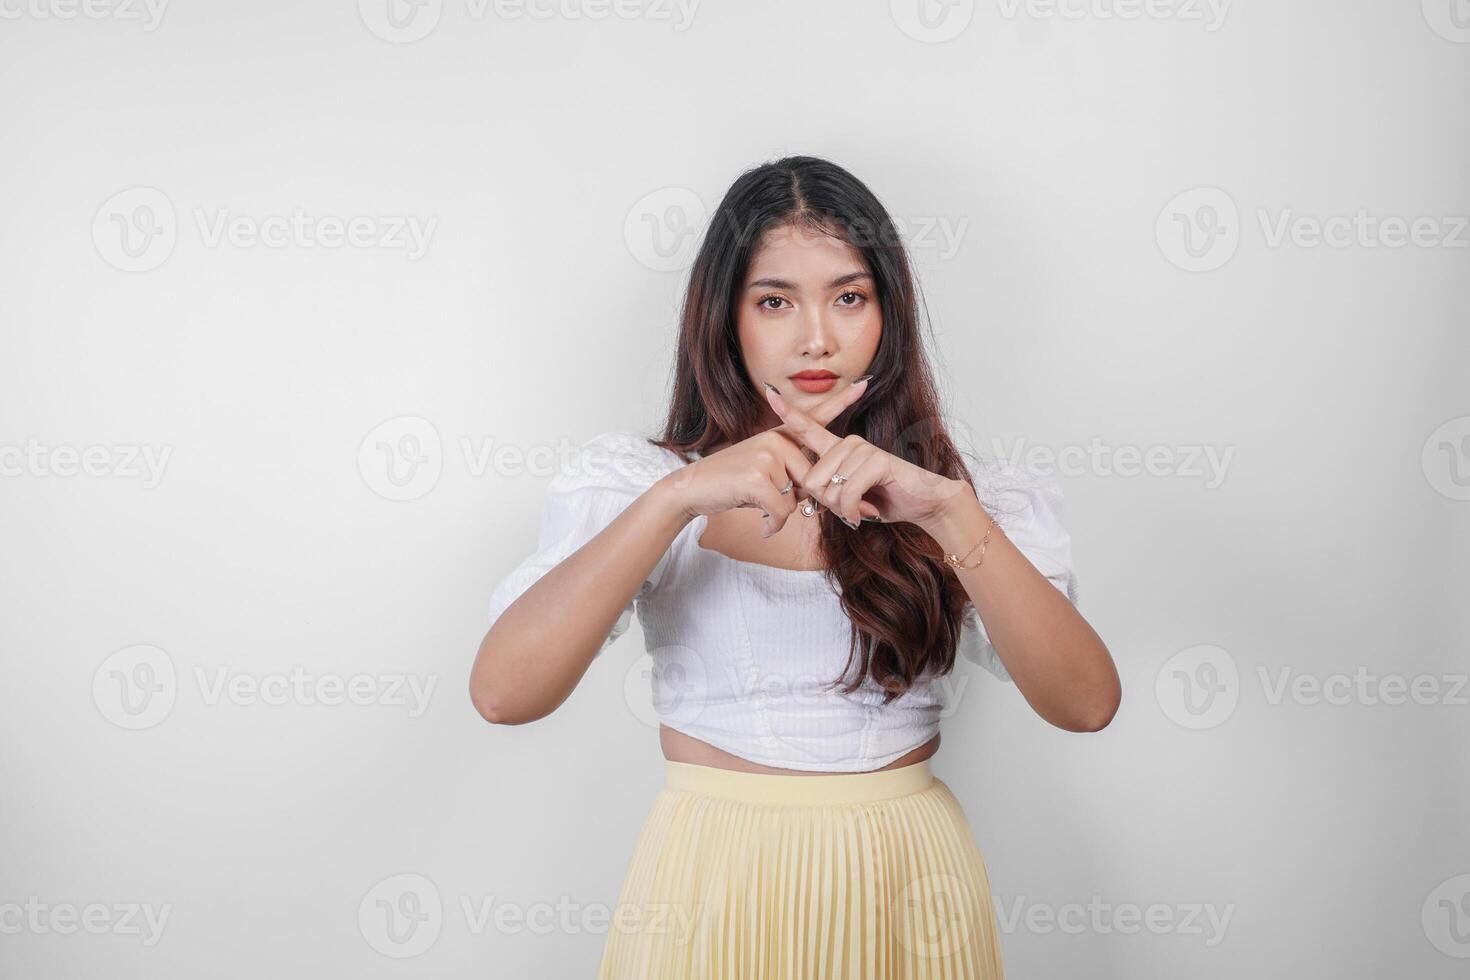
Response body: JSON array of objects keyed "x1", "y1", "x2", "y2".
[{"x1": 797, "y1": 311, "x2": 833, "y2": 357}]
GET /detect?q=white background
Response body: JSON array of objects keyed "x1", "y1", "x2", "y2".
[{"x1": 1, "y1": 0, "x2": 1467, "y2": 976}]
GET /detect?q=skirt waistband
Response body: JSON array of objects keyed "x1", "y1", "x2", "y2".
[{"x1": 663, "y1": 759, "x2": 936, "y2": 806}]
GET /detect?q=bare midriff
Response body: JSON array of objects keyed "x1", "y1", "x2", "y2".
[{"x1": 660, "y1": 724, "x2": 939, "y2": 775}]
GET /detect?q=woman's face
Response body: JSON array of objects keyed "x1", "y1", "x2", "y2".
[{"x1": 736, "y1": 223, "x2": 882, "y2": 429}]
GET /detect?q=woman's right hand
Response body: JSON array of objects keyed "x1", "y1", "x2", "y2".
[{"x1": 659, "y1": 378, "x2": 879, "y2": 537}]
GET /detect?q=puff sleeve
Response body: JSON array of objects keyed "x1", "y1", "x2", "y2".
[
  {"x1": 484, "y1": 430, "x2": 676, "y2": 658},
  {"x1": 957, "y1": 459, "x2": 1081, "y2": 682}
]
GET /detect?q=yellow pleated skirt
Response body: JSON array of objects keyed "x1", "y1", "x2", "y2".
[{"x1": 596, "y1": 758, "x2": 1006, "y2": 979}]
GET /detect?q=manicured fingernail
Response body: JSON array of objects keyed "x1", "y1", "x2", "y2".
[
  {"x1": 853, "y1": 374, "x2": 873, "y2": 386},
  {"x1": 762, "y1": 381, "x2": 781, "y2": 395},
  {"x1": 861, "y1": 515, "x2": 883, "y2": 523},
  {"x1": 838, "y1": 515, "x2": 859, "y2": 530}
]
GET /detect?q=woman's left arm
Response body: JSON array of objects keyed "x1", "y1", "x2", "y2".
[
  {"x1": 761, "y1": 382, "x2": 1120, "y2": 733},
  {"x1": 916, "y1": 481, "x2": 1120, "y2": 732}
]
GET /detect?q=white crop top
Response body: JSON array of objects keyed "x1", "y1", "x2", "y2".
[{"x1": 485, "y1": 430, "x2": 1080, "y2": 772}]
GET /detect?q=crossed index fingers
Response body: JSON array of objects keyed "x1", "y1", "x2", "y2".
[{"x1": 762, "y1": 380, "x2": 857, "y2": 458}]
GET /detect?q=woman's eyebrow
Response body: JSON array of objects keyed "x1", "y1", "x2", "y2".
[{"x1": 746, "y1": 271, "x2": 872, "y2": 290}]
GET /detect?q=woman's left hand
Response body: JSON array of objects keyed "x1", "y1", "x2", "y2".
[{"x1": 762, "y1": 383, "x2": 973, "y2": 531}]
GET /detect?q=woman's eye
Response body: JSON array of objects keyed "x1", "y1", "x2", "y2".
[
  {"x1": 759, "y1": 295, "x2": 788, "y2": 310},
  {"x1": 837, "y1": 291, "x2": 866, "y2": 307}
]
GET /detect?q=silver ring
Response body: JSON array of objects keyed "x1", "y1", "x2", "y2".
[
  {"x1": 778, "y1": 480, "x2": 794, "y2": 494},
  {"x1": 828, "y1": 474, "x2": 848, "y2": 486}
]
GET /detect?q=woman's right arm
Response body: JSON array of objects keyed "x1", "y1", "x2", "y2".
[
  {"x1": 471, "y1": 380, "x2": 872, "y2": 726},
  {"x1": 469, "y1": 475, "x2": 693, "y2": 725}
]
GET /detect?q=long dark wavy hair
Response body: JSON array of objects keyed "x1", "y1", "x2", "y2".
[{"x1": 651, "y1": 155, "x2": 979, "y2": 705}]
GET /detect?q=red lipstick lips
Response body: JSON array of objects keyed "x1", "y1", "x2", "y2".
[{"x1": 789, "y1": 370, "x2": 839, "y2": 394}]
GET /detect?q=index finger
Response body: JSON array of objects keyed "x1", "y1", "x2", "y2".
[
  {"x1": 807, "y1": 375, "x2": 872, "y2": 428},
  {"x1": 762, "y1": 382, "x2": 842, "y2": 457},
  {"x1": 763, "y1": 375, "x2": 869, "y2": 448}
]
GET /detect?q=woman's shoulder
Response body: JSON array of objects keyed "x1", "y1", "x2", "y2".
[
  {"x1": 547, "y1": 429, "x2": 687, "y2": 497},
  {"x1": 967, "y1": 454, "x2": 1064, "y2": 517},
  {"x1": 966, "y1": 452, "x2": 1078, "y2": 602}
]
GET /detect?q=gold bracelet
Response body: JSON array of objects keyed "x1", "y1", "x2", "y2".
[{"x1": 942, "y1": 517, "x2": 1000, "y2": 570}]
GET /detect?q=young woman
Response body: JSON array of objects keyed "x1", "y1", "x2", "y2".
[{"x1": 470, "y1": 156, "x2": 1119, "y2": 978}]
